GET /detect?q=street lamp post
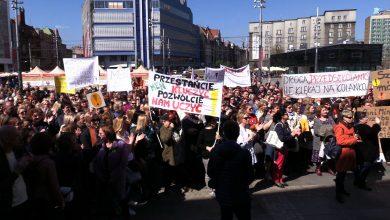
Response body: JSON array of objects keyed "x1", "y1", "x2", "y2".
[
  {"x1": 254, "y1": 0, "x2": 265, "y2": 77},
  {"x1": 314, "y1": 7, "x2": 320, "y2": 73},
  {"x1": 11, "y1": 0, "x2": 23, "y2": 94}
]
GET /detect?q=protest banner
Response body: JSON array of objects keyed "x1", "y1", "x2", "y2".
[
  {"x1": 107, "y1": 68, "x2": 132, "y2": 92},
  {"x1": 283, "y1": 71, "x2": 370, "y2": 98},
  {"x1": 87, "y1": 91, "x2": 106, "y2": 109},
  {"x1": 357, "y1": 106, "x2": 390, "y2": 138},
  {"x1": 222, "y1": 65, "x2": 251, "y2": 88},
  {"x1": 54, "y1": 76, "x2": 76, "y2": 94},
  {"x1": 205, "y1": 67, "x2": 224, "y2": 82},
  {"x1": 148, "y1": 72, "x2": 223, "y2": 117},
  {"x1": 63, "y1": 57, "x2": 99, "y2": 89},
  {"x1": 371, "y1": 69, "x2": 390, "y2": 100}
]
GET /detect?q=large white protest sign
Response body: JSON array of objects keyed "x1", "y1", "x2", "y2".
[
  {"x1": 222, "y1": 65, "x2": 251, "y2": 88},
  {"x1": 283, "y1": 71, "x2": 370, "y2": 98},
  {"x1": 107, "y1": 68, "x2": 132, "y2": 92},
  {"x1": 148, "y1": 72, "x2": 223, "y2": 117},
  {"x1": 205, "y1": 67, "x2": 224, "y2": 82},
  {"x1": 63, "y1": 57, "x2": 99, "y2": 89}
]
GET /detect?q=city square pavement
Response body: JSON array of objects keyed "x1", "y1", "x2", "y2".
[{"x1": 133, "y1": 164, "x2": 390, "y2": 220}]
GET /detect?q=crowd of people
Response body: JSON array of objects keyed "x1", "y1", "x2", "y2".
[{"x1": 0, "y1": 75, "x2": 388, "y2": 220}]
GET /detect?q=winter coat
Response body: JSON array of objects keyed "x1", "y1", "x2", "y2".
[
  {"x1": 354, "y1": 123, "x2": 381, "y2": 163},
  {"x1": 313, "y1": 117, "x2": 335, "y2": 151},
  {"x1": 334, "y1": 122, "x2": 357, "y2": 172},
  {"x1": 160, "y1": 126, "x2": 175, "y2": 166},
  {"x1": 208, "y1": 140, "x2": 254, "y2": 206}
]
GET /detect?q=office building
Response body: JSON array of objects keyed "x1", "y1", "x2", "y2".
[
  {"x1": 82, "y1": 0, "x2": 200, "y2": 70},
  {"x1": 249, "y1": 9, "x2": 356, "y2": 69},
  {"x1": 365, "y1": 10, "x2": 390, "y2": 69},
  {"x1": 0, "y1": 0, "x2": 12, "y2": 72}
]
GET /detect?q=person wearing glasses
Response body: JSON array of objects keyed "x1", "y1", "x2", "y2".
[{"x1": 334, "y1": 110, "x2": 361, "y2": 203}]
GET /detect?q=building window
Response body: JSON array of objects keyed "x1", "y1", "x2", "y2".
[
  {"x1": 288, "y1": 28, "x2": 294, "y2": 34},
  {"x1": 300, "y1": 43, "x2": 307, "y2": 49},
  {"x1": 329, "y1": 32, "x2": 334, "y2": 37},
  {"x1": 343, "y1": 15, "x2": 347, "y2": 20},
  {"x1": 314, "y1": 26, "x2": 321, "y2": 31},
  {"x1": 302, "y1": 20, "x2": 306, "y2": 24},
  {"x1": 332, "y1": 16, "x2": 335, "y2": 21},
  {"x1": 95, "y1": 1, "x2": 106, "y2": 8},
  {"x1": 276, "y1": 30, "x2": 282, "y2": 35},
  {"x1": 351, "y1": 52, "x2": 362, "y2": 58},
  {"x1": 288, "y1": 36, "x2": 294, "y2": 42},
  {"x1": 276, "y1": 37, "x2": 282, "y2": 43},
  {"x1": 338, "y1": 31, "x2": 342, "y2": 37},
  {"x1": 347, "y1": 23, "x2": 352, "y2": 28},
  {"x1": 338, "y1": 23, "x2": 343, "y2": 29},
  {"x1": 265, "y1": 31, "x2": 270, "y2": 37},
  {"x1": 330, "y1": 24, "x2": 334, "y2": 29},
  {"x1": 120, "y1": 56, "x2": 128, "y2": 62},
  {"x1": 108, "y1": 2, "x2": 124, "y2": 9},
  {"x1": 276, "y1": 45, "x2": 281, "y2": 51},
  {"x1": 265, "y1": 46, "x2": 269, "y2": 51},
  {"x1": 124, "y1": 1, "x2": 134, "y2": 8},
  {"x1": 300, "y1": 26, "x2": 307, "y2": 32},
  {"x1": 265, "y1": 54, "x2": 269, "y2": 59},
  {"x1": 346, "y1": 31, "x2": 351, "y2": 37},
  {"x1": 301, "y1": 34, "x2": 307, "y2": 40},
  {"x1": 151, "y1": 0, "x2": 159, "y2": 8},
  {"x1": 329, "y1": 40, "x2": 333, "y2": 45},
  {"x1": 338, "y1": 16, "x2": 341, "y2": 21},
  {"x1": 288, "y1": 44, "x2": 294, "y2": 50}
]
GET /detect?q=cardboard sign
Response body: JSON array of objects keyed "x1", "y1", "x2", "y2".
[
  {"x1": 54, "y1": 76, "x2": 76, "y2": 94},
  {"x1": 148, "y1": 72, "x2": 223, "y2": 117},
  {"x1": 283, "y1": 71, "x2": 370, "y2": 98},
  {"x1": 358, "y1": 106, "x2": 390, "y2": 138},
  {"x1": 371, "y1": 69, "x2": 390, "y2": 100},
  {"x1": 222, "y1": 65, "x2": 251, "y2": 88},
  {"x1": 87, "y1": 91, "x2": 106, "y2": 109}
]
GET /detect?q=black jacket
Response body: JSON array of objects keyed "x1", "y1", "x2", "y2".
[
  {"x1": 354, "y1": 123, "x2": 381, "y2": 163},
  {"x1": 208, "y1": 140, "x2": 254, "y2": 206},
  {"x1": 275, "y1": 122, "x2": 296, "y2": 149}
]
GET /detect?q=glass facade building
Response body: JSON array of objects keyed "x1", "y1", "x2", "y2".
[{"x1": 82, "y1": 0, "x2": 199, "y2": 69}]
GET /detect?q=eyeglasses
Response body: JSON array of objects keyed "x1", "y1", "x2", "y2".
[{"x1": 345, "y1": 116, "x2": 352, "y2": 119}]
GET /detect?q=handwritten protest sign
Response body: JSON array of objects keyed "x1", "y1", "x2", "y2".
[
  {"x1": 63, "y1": 57, "x2": 99, "y2": 89},
  {"x1": 357, "y1": 106, "x2": 390, "y2": 138},
  {"x1": 54, "y1": 76, "x2": 76, "y2": 94},
  {"x1": 371, "y1": 69, "x2": 390, "y2": 100},
  {"x1": 222, "y1": 65, "x2": 251, "y2": 88},
  {"x1": 205, "y1": 67, "x2": 224, "y2": 82},
  {"x1": 87, "y1": 91, "x2": 106, "y2": 109},
  {"x1": 148, "y1": 72, "x2": 223, "y2": 117},
  {"x1": 283, "y1": 71, "x2": 370, "y2": 98},
  {"x1": 107, "y1": 68, "x2": 132, "y2": 92}
]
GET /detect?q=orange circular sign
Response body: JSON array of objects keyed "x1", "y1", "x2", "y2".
[{"x1": 90, "y1": 93, "x2": 103, "y2": 108}]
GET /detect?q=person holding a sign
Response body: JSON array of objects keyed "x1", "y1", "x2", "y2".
[
  {"x1": 334, "y1": 110, "x2": 361, "y2": 203},
  {"x1": 354, "y1": 112, "x2": 381, "y2": 191}
]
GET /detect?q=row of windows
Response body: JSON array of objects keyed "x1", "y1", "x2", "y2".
[
  {"x1": 331, "y1": 15, "x2": 348, "y2": 21},
  {"x1": 161, "y1": 3, "x2": 191, "y2": 20},
  {"x1": 329, "y1": 31, "x2": 351, "y2": 37},
  {"x1": 272, "y1": 23, "x2": 351, "y2": 36},
  {"x1": 94, "y1": 39, "x2": 135, "y2": 51},
  {"x1": 94, "y1": 1, "x2": 133, "y2": 9},
  {"x1": 93, "y1": 12, "x2": 134, "y2": 23},
  {"x1": 94, "y1": 25, "x2": 134, "y2": 37}
]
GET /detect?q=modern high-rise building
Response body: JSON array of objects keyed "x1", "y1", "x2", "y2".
[
  {"x1": 0, "y1": 0, "x2": 12, "y2": 72},
  {"x1": 82, "y1": 0, "x2": 200, "y2": 70},
  {"x1": 249, "y1": 9, "x2": 356, "y2": 69},
  {"x1": 365, "y1": 10, "x2": 390, "y2": 69}
]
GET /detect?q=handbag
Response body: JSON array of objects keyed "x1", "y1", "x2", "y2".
[{"x1": 266, "y1": 130, "x2": 284, "y2": 149}]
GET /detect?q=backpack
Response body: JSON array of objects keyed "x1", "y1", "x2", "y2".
[{"x1": 323, "y1": 135, "x2": 341, "y2": 160}]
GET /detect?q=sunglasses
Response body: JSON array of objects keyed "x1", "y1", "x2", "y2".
[{"x1": 345, "y1": 116, "x2": 352, "y2": 119}]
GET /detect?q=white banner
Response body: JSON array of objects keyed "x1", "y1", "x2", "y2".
[
  {"x1": 148, "y1": 72, "x2": 223, "y2": 117},
  {"x1": 63, "y1": 57, "x2": 99, "y2": 89},
  {"x1": 107, "y1": 68, "x2": 132, "y2": 92},
  {"x1": 205, "y1": 67, "x2": 224, "y2": 82},
  {"x1": 222, "y1": 65, "x2": 251, "y2": 88},
  {"x1": 283, "y1": 71, "x2": 370, "y2": 98}
]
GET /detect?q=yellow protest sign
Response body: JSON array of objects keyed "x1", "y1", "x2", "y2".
[
  {"x1": 87, "y1": 91, "x2": 106, "y2": 109},
  {"x1": 54, "y1": 76, "x2": 75, "y2": 94},
  {"x1": 372, "y1": 78, "x2": 380, "y2": 87}
]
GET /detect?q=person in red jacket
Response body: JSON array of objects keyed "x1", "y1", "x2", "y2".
[{"x1": 334, "y1": 110, "x2": 361, "y2": 203}]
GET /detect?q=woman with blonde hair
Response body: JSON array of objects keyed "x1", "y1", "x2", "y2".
[{"x1": 113, "y1": 117, "x2": 129, "y2": 143}]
